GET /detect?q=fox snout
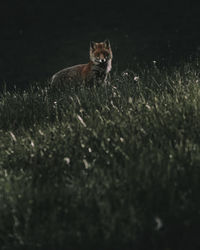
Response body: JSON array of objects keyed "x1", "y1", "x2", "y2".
[
  {"x1": 96, "y1": 54, "x2": 108, "y2": 64},
  {"x1": 98, "y1": 58, "x2": 107, "y2": 63}
]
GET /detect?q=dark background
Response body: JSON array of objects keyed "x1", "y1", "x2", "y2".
[{"x1": 1, "y1": 0, "x2": 200, "y2": 88}]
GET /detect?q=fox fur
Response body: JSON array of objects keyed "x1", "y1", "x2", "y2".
[{"x1": 51, "y1": 40, "x2": 113, "y2": 86}]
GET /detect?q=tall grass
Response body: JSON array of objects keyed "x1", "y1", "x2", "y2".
[{"x1": 0, "y1": 61, "x2": 200, "y2": 250}]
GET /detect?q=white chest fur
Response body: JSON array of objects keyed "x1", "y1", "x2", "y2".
[{"x1": 106, "y1": 59, "x2": 112, "y2": 74}]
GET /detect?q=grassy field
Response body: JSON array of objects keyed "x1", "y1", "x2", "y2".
[{"x1": 0, "y1": 61, "x2": 200, "y2": 250}]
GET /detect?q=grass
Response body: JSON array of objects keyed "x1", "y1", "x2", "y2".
[{"x1": 1, "y1": 61, "x2": 200, "y2": 250}]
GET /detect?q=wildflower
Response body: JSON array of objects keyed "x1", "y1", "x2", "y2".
[
  {"x1": 64, "y1": 157, "x2": 70, "y2": 165},
  {"x1": 120, "y1": 137, "x2": 124, "y2": 143},
  {"x1": 134, "y1": 76, "x2": 139, "y2": 81}
]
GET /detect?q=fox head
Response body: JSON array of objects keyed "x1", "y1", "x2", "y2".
[{"x1": 90, "y1": 40, "x2": 113, "y2": 65}]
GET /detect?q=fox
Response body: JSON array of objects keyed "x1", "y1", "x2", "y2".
[{"x1": 51, "y1": 40, "x2": 113, "y2": 86}]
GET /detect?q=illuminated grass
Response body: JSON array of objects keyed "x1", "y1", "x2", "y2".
[{"x1": 0, "y1": 61, "x2": 200, "y2": 250}]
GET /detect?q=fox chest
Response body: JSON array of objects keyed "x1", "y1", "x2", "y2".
[{"x1": 89, "y1": 65, "x2": 107, "y2": 81}]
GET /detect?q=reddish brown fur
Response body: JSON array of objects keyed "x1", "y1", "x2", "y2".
[
  {"x1": 51, "y1": 40, "x2": 112, "y2": 86},
  {"x1": 81, "y1": 62, "x2": 93, "y2": 80}
]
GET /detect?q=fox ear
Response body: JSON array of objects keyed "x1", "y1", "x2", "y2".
[
  {"x1": 90, "y1": 41, "x2": 96, "y2": 50},
  {"x1": 104, "y1": 39, "x2": 110, "y2": 49}
]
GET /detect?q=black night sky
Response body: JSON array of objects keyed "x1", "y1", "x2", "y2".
[{"x1": 1, "y1": 0, "x2": 200, "y2": 88}]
